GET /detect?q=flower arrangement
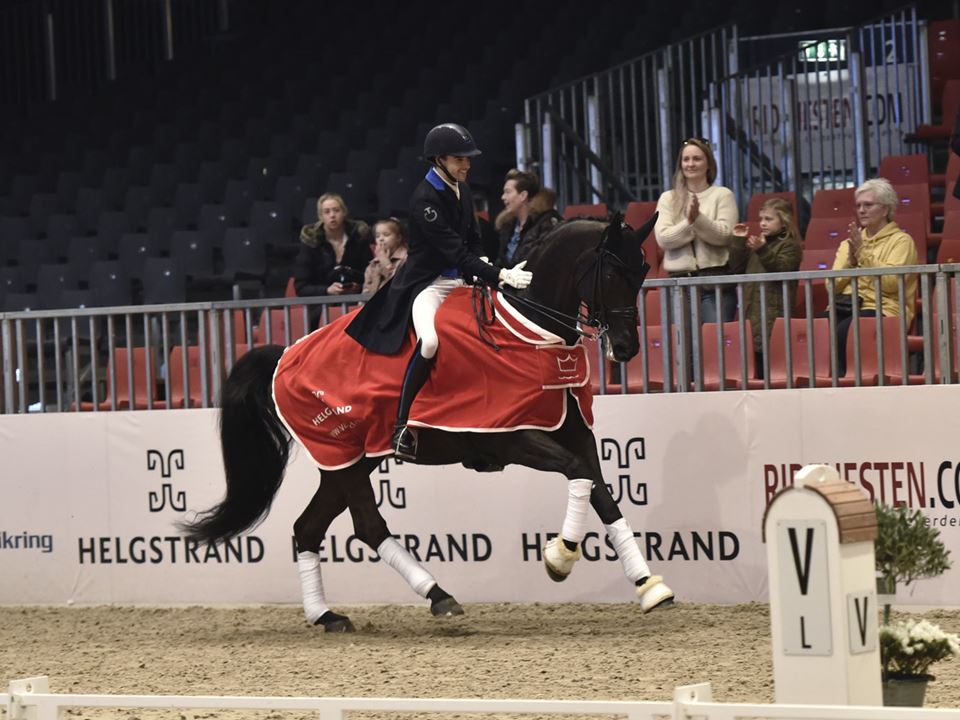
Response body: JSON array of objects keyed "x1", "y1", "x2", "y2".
[{"x1": 880, "y1": 618, "x2": 960, "y2": 680}]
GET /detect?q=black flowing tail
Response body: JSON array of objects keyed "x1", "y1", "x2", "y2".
[{"x1": 179, "y1": 344, "x2": 291, "y2": 544}]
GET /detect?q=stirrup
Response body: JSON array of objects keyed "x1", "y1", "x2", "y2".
[{"x1": 392, "y1": 425, "x2": 418, "y2": 461}]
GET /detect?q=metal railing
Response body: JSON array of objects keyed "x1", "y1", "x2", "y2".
[
  {"x1": 708, "y1": 6, "x2": 927, "y2": 214},
  {"x1": 0, "y1": 294, "x2": 363, "y2": 414},
  {"x1": 596, "y1": 263, "x2": 958, "y2": 395},
  {"x1": 1, "y1": 265, "x2": 957, "y2": 414},
  {"x1": 520, "y1": 25, "x2": 738, "y2": 209}
]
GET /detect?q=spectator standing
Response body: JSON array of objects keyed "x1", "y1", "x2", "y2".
[{"x1": 654, "y1": 138, "x2": 738, "y2": 322}]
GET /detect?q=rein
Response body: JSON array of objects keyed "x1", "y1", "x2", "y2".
[{"x1": 471, "y1": 223, "x2": 645, "y2": 345}]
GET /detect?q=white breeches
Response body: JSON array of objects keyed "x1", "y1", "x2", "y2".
[{"x1": 411, "y1": 276, "x2": 464, "y2": 359}]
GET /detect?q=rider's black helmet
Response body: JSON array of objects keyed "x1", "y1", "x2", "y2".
[{"x1": 423, "y1": 123, "x2": 482, "y2": 160}]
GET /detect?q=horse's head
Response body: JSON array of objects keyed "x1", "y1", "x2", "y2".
[{"x1": 576, "y1": 212, "x2": 656, "y2": 362}]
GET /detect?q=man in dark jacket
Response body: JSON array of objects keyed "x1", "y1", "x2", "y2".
[
  {"x1": 495, "y1": 169, "x2": 563, "y2": 267},
  {"x1": 346, "y1": 123, "x2": 532, "y2": 460}
]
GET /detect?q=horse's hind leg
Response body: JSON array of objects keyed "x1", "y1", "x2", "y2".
[
  {"x1": 332, "y1": 462, "x2": 464, "y2": 618},
  {"x1": 294, "y1": 472, "x2": 356, "y2": 632}
]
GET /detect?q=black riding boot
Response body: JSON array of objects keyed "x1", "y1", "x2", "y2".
[{"x1": 392, "y1": 341, "x2": 432, "y2": 461}]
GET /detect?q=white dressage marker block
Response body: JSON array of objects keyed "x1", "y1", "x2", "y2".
[{"x1": 763, "y1": 463, "x2": 881, "y2": 706}]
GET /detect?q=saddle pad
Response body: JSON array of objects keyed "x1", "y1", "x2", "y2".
[{"x1": 272, "y1": 287, "x2": 594, "y2": 470}]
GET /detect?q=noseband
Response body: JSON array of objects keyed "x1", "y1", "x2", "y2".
[{"x1": 574, "y1": 242, "x2": 646, "y2": 336}]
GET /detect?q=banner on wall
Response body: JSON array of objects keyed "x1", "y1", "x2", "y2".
[{"x1": 1, "y1": 384, "x2": 958, "y2": 607}]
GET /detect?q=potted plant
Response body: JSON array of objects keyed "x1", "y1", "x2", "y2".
[
  {"x1": 879, "y1": 618, "x2": 960, "y2": 706},
  {"x1": 874, "y1": 502, "x2": 951, "y2": 621}
]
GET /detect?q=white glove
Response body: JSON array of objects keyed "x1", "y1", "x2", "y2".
[
  {"x1": 479, "y1": 256, "x2": 489, "y2": 263},
  {"x1": 498, "y1": 260, "x2": 532, "y2": 290}
]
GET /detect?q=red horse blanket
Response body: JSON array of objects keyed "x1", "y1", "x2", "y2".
[{"x1": 272, "y1": 287, "x2": 594, "y2": 470}]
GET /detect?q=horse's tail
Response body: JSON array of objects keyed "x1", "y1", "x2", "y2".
[{"x1": 179, "y1": 344, "x2": 291, "y2": 544}]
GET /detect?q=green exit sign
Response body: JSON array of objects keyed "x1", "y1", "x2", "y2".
[{"x1": 799, "y1": 38, "x2": 846, "y2": 63}]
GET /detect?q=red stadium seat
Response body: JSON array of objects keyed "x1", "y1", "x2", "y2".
[
  {"x1": 252, "y1": 306, "x2": 309, "y2": 346},
  {"x1": 912, "y1": 80, "x2": 960, "y2": 142},
  {"x1": 562, "y1": 203, "x2": 608, "y2": 220},
  {"x1": 928, "y1": 20, "x2": 960, "y2": 112},
  {"x1": 799, "y1": 248, "x2": 835, "y2": 272},
  {"x1": 804, "y1": 217, "x2": 849, "y2": 251},
  {"x1": 284, "y1": 276, "x2": 297, "y2": 298},
  {"x1": 947, "y1": 182, "x2": 960, "y2": 216},
  {"x1": 164, "y1": 345, "x2": 207, "y2": 408},
  {"x1": 640, "y1": 287, "x2": 661, "y2": 327},
  {"x1": 811, "y1": 188, "x2": 856, "y2": 220},
  {"x1": 880, "y1": 155, "x2": 929, "y2": 185},
  {"x1": 766, "y1": 318, "x2": 833, "y2": 389},
  {"x1": 607, "y1": 324, "x2": 672, "y2": 393},
  {"x1": 91, "y1": 346, "x2": 158, "y2": 410},
  {"x1": 624, "y1": 200, "x2": 657, "y2": 230},
  {"x1": 937, "y1": 212, "x2": 960, "y2": 263},
  {"x1": 700, "y1": 321, "x2": 757, "y2": 391}
]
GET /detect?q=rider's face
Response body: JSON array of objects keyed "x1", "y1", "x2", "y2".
[{"x1": 439, "y1": 155, "x2": 471, "y2": 183}]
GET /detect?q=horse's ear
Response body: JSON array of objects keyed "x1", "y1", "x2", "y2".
[
  {"x1": 601, "y1": 212, "x2": 624, "y2": 251},
  {"x1": 634, "y1": 211, "x2": 658, "y2": 246}
]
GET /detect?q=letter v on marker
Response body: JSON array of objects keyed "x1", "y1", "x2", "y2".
[
  {"x1": 787, "y1": 527, "x2": 815, "y2": 594},
  {"x1": 855, "y1": 596, "x2": 870, "y2": 645}
]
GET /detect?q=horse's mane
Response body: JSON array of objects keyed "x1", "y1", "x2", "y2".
[{"x1": 523, "y1": 219, "x2": 605, "y2": 271}]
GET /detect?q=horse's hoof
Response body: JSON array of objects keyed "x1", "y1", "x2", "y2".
[
  {"x1": 430, "y1": 596, "x2": 465, "y2": 617},
  {"x1": 315, "y1": 611, "x2": 356, "y2": 633},
  {"x1": 543, "y1": 537, "x2": 581, "y2": 582},
  {"x1": 635, "y1": 575, "x2": 675, "y2": 613}
]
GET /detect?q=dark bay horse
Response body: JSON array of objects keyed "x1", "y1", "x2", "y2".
[{"x1": 181, "y1": 214, "x2": 674, "y2": 631}]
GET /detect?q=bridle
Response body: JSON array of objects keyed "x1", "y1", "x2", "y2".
[{"x1": 486, "y1": 220, "x2": 649, "y2": 342}]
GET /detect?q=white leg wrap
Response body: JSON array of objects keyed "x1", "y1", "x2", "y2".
[
  {"x1": 604, "y1": 517, "x2": 651, "y2": 583},
  {"x1": 297, "y1": 551, "x2": 330, "y2": 624},
  {"x1": 377, "y1": 537, "x2": 437, "y2": 598},
  {"x1": 561, "y1": 478, "x2": 594, "y2": 542}
]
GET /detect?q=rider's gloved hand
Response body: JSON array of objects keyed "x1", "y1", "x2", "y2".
[{"x1": 498, "y1": 261, "x2": 532, "y2": 290}]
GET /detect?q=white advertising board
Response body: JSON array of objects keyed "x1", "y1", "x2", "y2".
[{"x1": 1, "y1": 384, "x2": 957, "y2": 606}]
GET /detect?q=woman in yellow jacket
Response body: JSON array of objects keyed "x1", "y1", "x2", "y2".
[{"x1": 830, "y1": 177, "x2": 918, "y2": 374}]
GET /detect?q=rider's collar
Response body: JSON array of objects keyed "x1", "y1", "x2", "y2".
[{"x1": 425, "y1": 166, "x2": 459, "y2": 198}]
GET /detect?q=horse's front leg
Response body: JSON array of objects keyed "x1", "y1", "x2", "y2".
[
  {"x1": 540, "y1": 405, "x2": 675, "y2": 611},
  {"x1": 587, "y1": 468, "x2": 675, "y2": 612}
]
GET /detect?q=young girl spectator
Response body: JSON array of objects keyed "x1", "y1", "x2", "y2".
[
  {"x1": 363, "y1": 218, "x2": 409, "y2": 295},
  {"x1": 654, "y1": 138, "x2": 738, "y2": 322},
  {"x1": 731, "y1": 198, "x2": 803, "y2": 373}
]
